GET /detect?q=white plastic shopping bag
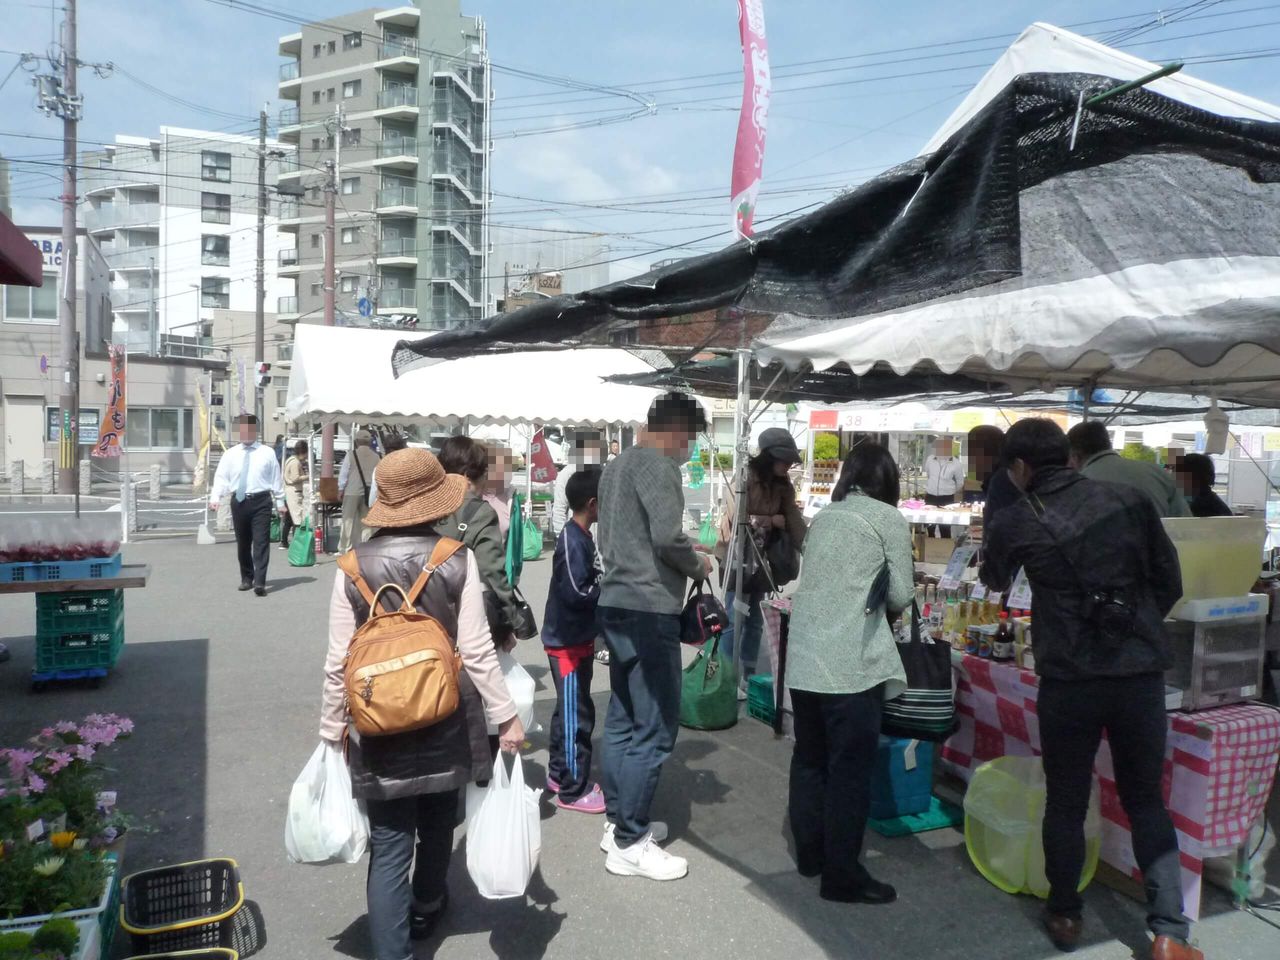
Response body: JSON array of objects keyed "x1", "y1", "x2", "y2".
[
  {"x1": 285, "y1": 741, "x2": 369, "y2": 864},
  {"x1": 465, "y1": 752, "x2": 542, "y2": 899},
  {"x1": 487, "y1": 650, "x2": 536, "y2": 733}
]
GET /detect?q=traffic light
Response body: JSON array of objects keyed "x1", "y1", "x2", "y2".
[{"x1": 255, "y1": 361, "x2": 272, "y2": 388}]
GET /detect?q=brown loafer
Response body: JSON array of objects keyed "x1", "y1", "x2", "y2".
[
  {"x1": 1151, "y1": 936, "x2": 1204, "y2": 960},
  {"x1": 1044, "y1": 912, "x2": 1083, "y2": 952}
]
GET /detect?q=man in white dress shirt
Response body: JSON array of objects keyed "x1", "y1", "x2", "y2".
[{"x1": 209, "y1": 414, "x2": 286, "y2": 596}]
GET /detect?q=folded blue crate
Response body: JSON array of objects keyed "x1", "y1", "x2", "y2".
[
  {"x1": 870, "y1": 735, "x2": 934, "y2": 821},
  {"x1": 0, "y1": 554, "x2": 122, "y2": 583}
]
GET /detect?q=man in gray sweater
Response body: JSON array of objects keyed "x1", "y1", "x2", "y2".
[{"x1": 597, "y1": 391, "x2": 711, "y2": 881}]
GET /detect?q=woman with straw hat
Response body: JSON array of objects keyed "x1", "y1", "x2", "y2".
[{"x1": 320, "y1": 448, "x2": 525, "y2": 957}]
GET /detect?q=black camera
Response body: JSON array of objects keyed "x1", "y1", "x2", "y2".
[{"x1": 1082, "y1": 589, "x2": 1136, "y2": 642}]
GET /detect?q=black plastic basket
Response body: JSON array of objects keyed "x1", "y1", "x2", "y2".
[{"x1": 120, "y1": 859, "x2": 244, "y2": 954}]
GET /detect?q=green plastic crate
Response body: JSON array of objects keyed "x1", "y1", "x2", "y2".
[
  {"x1": 37, "y1": 589, "x2": 124, "y2": 636},
  {"x1": 747, "y1": 674, "x2": 776, "y2": 725},
  {"x1": 35, "y1": 622, "x2": 125, "y2": 673}
]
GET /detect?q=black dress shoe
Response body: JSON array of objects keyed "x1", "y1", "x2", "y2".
[
  {"x1": 796, "y1": 856, "x2": 823, "y2": 878},
  {"x1": 820, "y1": 877, "x2": 897, "y2": 905},
  {"x1": 410, "y1": 891, "x2": 448, "y2": 941},
  {"x1": 254, "y1": 586, "x2": 267, "y2": 597},
  {"x1": 1044, "y1": 912, "x2": 1082, "y2": 952},
  {"x1": 238, "y1": 582, "x2": 253, "y2": 591}
]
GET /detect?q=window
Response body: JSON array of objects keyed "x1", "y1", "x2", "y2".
[
  {"x1": 326, "y1": 87, "x2": 335, "y2": 102},
  {"x1": 309, "y1": 186, "x2": 321, "y2": 201},
  {"x1": 309, "y1": 282, "x2": 322, "y2": 297},
  {"x1": 312, "y1": 43, "x2": 322, "y2": 58},
  {"x1": 200, "y1": 276, "x2": 230, "y2": 309},
  {"x1": 275, "y1": 379, "x2": 290, "y2": 411},
  {"x1": 201, "y1": 234, "x2": 230, "y2": 266},
  {"x1": 200, "y1": 151, "x2": 232, "y2": 183},
  {"x1": 341, "y1": 176, "x2": 360, "y2": 195},
  {"x1": 311, "y1": 137, "x2": 321, "y2": 151},
  {"x1": 323, "y1": 134, "x2": 335, "y2": 150},
  {"x1": 327, "y1": 40, "x2": 336, "y2": 54},
  {"x1": 310, "y1": 233, "x2": 320, "y2": 249},
  {"x1": 341, "y1": 127, "x2": 361, "y2": 147},
  {"x1": 341, "y1": 227, "x2": 357, "y2": 244},
  {"x1": 342, "y1": 79, "x2": 361, "y2": 99},
  {"x1": 124, "y1": 407, "x2": 196, "y2": 451},
  {"x1": 46, "y1": 408, "x2": 100, "y2": 443},
  {"x1": 3, "y1": 272, "x2": 59, "y2": 324},
  {"x1": 201, "y1": 192, "x2": 231, "y2": 224},
  {"x1": 311, "y1": 90, "x2": 321, "y2": 105},
  {"x1": 340, "y1": 276, "x2": 357, "y2": 293},
  {"x1": 343, "y1": 32, "x2": 362, "y2": 50}
]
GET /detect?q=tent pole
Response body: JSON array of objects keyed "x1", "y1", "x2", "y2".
[{"x1": 727, "y1": 338, "x2": 752, "y2": 691}]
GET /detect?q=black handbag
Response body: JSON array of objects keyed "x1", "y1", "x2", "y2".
[
  {"x1": 509, "y1": 587, "x2": 539, "y2": 641},
  {"x1": 680, "y1": 582, "x2": 728, "y2": 646},
  {"x1": 765, "y1": 530, "x2": 800, "y2": 588},
  {"x1": 882, "y1": 599, "x2": 957, "y2": 742}
]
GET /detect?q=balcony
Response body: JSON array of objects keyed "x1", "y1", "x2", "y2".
[
  {"x1": 200, "y1": 293, "x2": 230, "y2": 310},
  {"x1": 378, "y1": 287, "x2": 417, "y2": 310},
  {"x1": 106, "y1": 245, "x2": 160, "y2": 271},
  {"x1": 377, "y1": 36, "x2": 419, "y2": 70},
  {"x1": 109, "y1": 288, "x2": 151, "y2": 312},
  {"x1": 278, "y1": 249, "x2": 300, "y2": 272},
  {"x1": 277, "y1": 198, "x2": 300, "y2": 222},
  {"x1": 375, "y1": 86, "x2": 419, "y2": 119},
  {"x1": 276, "y1": 340, "x2": 294, "y2": 363},
  {"x1": 278, "y1": 54, "x2": 302, "y2": 99},
  {"x1": 278, "y1": 153, "x2": 301, "y2": 178},
  {"x1": 201, "y1": 251, "x2": 230, "y2": 267},
  {"x1": 279, "y1": 60, "x2": 300, "y2": 82},
  {"x1": 277, "y1": 296, "x2": 299, "y2": 316},
  {"x1": 378, "y1": 237, "x2": 417, "y2": 262},
  {"x1": 376, "y1": 7, "x2": 420, "y2": 28},
  {"x1": 279, "y1": 105, "x2": 300, "y2": 127},
  {"x1": 374, "y1": 137, "x2": 417, "y2": 168},
  {"x1": 83, "y1": 202, "x2": 160, "y2": 233},
  {"x1": 376, "y1": 186, "x2": 417, "y2": 211}
]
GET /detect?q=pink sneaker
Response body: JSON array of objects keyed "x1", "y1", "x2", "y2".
[
  {"x1": 546, "y1": 777, "x2": 560, "y2": 794},
  {"x1": 556, "y1": 784, "x2": 606, "y2": 814}
]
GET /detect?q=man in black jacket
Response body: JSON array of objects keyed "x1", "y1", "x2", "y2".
[{"x1": 981, "y1": 419, "x2": 1199, "y2": 960}]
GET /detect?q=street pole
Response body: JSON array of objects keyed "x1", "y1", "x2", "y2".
[
  {"x1": 319, "y1": 155, "x2": 337, "y2": 483},
  {"x1": 254, "y1": 107, "x2": 267, "y2": 424},
  {"x1": 56, "y1": 0, "x2": 79, "y2": 505}
]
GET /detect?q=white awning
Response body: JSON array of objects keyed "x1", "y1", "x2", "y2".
[{"x1": 285, "y1": 325, "x2": 665, "y2": 427}]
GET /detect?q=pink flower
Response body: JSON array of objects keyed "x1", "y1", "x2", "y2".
[
  {"x1": 73, "y1": 744, "x2": 96, "y2": 763},
  {"x1": 26, "y1": 773, "x2": 46, "y2": 794},
  {"x1": 54, "y1": 721, "x2": 78, "y2": 734},
  {"x1": 40, "y1": 727, "x2": 56, "y2": 739},
  {"x1": 44, "y1": 750, "x2": 73, "y2": 775}
]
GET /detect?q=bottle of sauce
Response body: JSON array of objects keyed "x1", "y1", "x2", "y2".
[{"x1": 993, "y1": 612, "x2": 1015, "y2": 661}]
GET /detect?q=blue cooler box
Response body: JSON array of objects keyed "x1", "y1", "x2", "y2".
[{"x1": 870, "y1": 735, "x2": 934, "y2": 820}]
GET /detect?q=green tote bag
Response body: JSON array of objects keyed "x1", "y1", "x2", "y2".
[
  {"x1": 679, "y1": 635, "x2": 738, "y2": 730},
  {"x1": 289, "y1": 517, "x2": 317, "y2": 567},
  {"x1": 521, "y1": 515, "x2": 543, "y2": 562}
]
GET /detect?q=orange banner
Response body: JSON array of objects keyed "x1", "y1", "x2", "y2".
[{"x1": 93, "y1": 345, "x2": 126, "y2": 458}]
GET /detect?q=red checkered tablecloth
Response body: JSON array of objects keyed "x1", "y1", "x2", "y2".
[{"x1": 941, "y1": 655, "x2": 1280, "y2": 920}]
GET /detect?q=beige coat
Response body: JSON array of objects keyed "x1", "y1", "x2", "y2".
[{"x1": 283, "y1": 455, "x2": 307, "y2": 524}]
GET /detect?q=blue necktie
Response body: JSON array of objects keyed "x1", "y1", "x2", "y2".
[{"x1": 236, "y1": 448, "x2": 250, "y2": 502}]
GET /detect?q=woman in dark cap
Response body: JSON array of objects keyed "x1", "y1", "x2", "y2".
[
  {"x1": 1174, "y1": 453, "x2": 1233, "y2": 517},
  {"x1": 715, "y1": 427, "x2": 807, "y2": 687}
]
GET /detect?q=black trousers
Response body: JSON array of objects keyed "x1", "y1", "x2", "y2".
[
  {"x1": 280, "y1": 510, "x2": 295, "y2": 547},
  {"x1": 546, "y1": 648, "x2": 596, "y2": 802},
  {"x1": 788, "y1": 685, "x2": 883, "y2": 894},
  {"x1": 230, "y1": 492, "x2": 272, "y2": 588},
  {"x1": 1039, "y1": 673, "x2": 1190, "y2": 941},
  {"x1": 365, "y1": 790, "x2": 457, "y2": 960}
]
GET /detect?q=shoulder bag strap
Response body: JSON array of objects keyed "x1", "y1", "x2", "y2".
[
  {"x1": 404, "y1": 536, "x2": 465, "y2": 607},
  {"x1": 352, "y1": 449, "x2": 372, "y2": 507},
  {"x1": 336, "y1": 550, "x2": 377, "y2": 607}
]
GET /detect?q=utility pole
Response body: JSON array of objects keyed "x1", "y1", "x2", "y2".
[
  {"x1": 319, "y1": 104, "x2": 343, "y2": 484},
  {"x1": 254, "y1": 107, "x2": 267, "y2": 424},
  {"x1": 56, "y1": 0, "x2": 79, "y2": 499}
]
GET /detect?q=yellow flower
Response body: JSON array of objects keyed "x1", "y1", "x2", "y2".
[
  {"x1": 33, "y1": 856, "x2": 65, "y2": 877},
  {"x1": 49, "y1": 831, "x2": 77, "y2": 851}
]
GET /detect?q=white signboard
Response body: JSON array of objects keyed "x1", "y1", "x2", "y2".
[
  {"x1": 1007, "y1": 567, "x2": 1033, "y2": 610},
  {"x1": 938, "y1": 544, "x2": 977, "y2": 591}
]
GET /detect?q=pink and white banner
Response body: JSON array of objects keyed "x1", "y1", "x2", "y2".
[{"x1": 731, "y1": 0, "x2": 771, "y2": 239}]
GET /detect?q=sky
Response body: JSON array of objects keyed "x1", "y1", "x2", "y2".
[{"x1": 3, "y1": 0, "x2": 1280, "y2": 284}]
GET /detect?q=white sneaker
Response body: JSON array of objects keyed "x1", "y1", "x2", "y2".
[
  {"x1": 605, "y1": 833, "x2": 688, "y2": 881},
  {"x1": 600, "y1": 820, "x2": 668, "y2": 853}
]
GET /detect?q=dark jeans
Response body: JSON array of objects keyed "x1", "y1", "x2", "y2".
[
  {"x1": 722, "y1": 589, "x2": 764, "y2": 681},
  {"x1": 789, "y1": 686, "x2": 883, "y2": 893},
  {"x1": 1039, "y1": 674, "x2": 1190, "y2": 941},
  {"x1": 365, "y1": 790, "x2": 457, "y2": 960},
  {"x1": 230, "y1": 492, "x2": 272, "y2": 588},
  {"x1": 280, "y1": 510, "x2": 295, "y2": 547},
  {"x1": 547, "y1": 650, "x2": 596, "y2": 802},
  {"x1": 598, "y1": 605, "x2": 682, "y2": 848}
]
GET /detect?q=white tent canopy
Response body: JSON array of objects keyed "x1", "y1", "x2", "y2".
[
  {"x1": 756, "y1": 24, "x2": 1280, "y2": 407},
  {"x1": 285, "y1": 325, "x2": 664, "y2": 427}
]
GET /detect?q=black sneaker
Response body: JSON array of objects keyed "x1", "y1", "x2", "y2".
[
  {"x1": 238, "y1": 581, "x2": 253, "y2": 591},
  {"x1": 820, "y1": 876, "x2": 897, "y2": 905},
  {"x1": 410, "y1": 891, "x2": 448, "y2": 941},
  {"x1": 254, "y1": 586, "x2": 267, "y2": 597}
]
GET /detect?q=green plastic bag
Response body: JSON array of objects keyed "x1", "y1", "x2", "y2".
[
  {"x1": 521, "y1": 515, "x2": 543, "y2": 562},
  {"x1": 506, "y1": 492, "x2": 525, "y2": 587},
  {"x1": 288, "y1": 517, "x2": 316, "y2": 567},
  {"x1": 270, "y1": 511, "x2": 281, "y2": 543},
  {"x1": 679, "y1": 635, "x2": 738, "y2": 730},
  {"x1": 699, "y1": 512, "x2": 719, "y2": 550}
]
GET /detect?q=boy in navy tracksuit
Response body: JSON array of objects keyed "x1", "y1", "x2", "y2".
[{"x1": 543, "y1": 467, "x2": 605, "y2": 813}]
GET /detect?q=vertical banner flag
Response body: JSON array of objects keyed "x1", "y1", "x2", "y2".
[
  {"x1": 529, "y1": 429, "x2": 558, "y2": 484},
  {"x1": 93, "y1": 345, "x2": 126, "y2": 458},
  {"x1": 731, "y1": 0, "x2": 772, "y2": 238},
  {"x1": 193, "y1": 385, "x2": 211, "y2": 495}
]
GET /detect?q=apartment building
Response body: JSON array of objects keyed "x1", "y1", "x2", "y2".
[
  {"x1": 276, "y1": 2, "x2": 490, "y2": 331},
  {"x1": 79, "y1": 127, "x2": 293, "y2": 356}
]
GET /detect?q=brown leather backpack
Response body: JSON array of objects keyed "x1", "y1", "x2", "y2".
[{"x1": 336, "y1": 539, "x2": 465, "y2": 737}]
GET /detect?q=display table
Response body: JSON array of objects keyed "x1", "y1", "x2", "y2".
[
  {"x1": 942, "y1": 654, "x2": 1280, "y2": 920},
  {"x1": 899, "y1": 507, "x2": 973, "y2": 527}
]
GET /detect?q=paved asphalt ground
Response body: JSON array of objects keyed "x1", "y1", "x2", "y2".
[{"x1": 2, "y1": 538, "x2": 1278, "y2": 960}]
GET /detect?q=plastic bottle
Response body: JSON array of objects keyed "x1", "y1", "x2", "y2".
[
  {"x1": 993, "y1": 612, "x2": 1015, "y2": 661},
  {"x1": 942, "y1": 599, "x2": 959, "y2": 650}
]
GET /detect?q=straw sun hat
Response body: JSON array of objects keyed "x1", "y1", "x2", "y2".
[{"x1": 364, "y1": 448, "x2": 468, "y2": 528}]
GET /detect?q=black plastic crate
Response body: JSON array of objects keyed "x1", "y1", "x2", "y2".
[{"x1": 120, "y1": 859, "x2": 244, "y2": 955}]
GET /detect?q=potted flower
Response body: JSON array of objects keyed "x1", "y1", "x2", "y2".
[{"x1": 0, "y1": 715, "x2": 133, "y2": 960}]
